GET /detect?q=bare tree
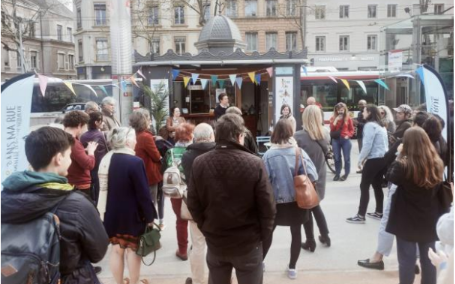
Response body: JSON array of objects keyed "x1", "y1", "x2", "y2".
[
  {"x1": 277, "y1": 0, "x2": 308, "y2": 51},
  {"x1": 172, "y1": 0, "x2": 211, "y2": 26}
]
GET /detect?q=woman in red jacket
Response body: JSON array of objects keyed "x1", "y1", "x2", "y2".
[
  {"x1": 330, "y1": 102, "x2": 354, "y2": 181},
  {"x1": 129, "y1": 109, "x2": 163, "y2": 213}
]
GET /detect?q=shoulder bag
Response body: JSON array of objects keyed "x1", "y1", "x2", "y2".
[
  {"x1": 136, "y1": 223, "x2": 162, "y2": 266},
  {"x1": 330, "y1": 119, "x2": 345, "y2": 140},
  {"x1": 294, "y1": 147, "x2": 319, "y2": 209}
]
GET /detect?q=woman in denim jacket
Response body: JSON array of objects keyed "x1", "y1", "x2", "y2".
[
  {"x1": 347, "y1": 104, "x2": 388, "y2": 224},
  {"x1": 262, "y1": 118, "x2": 318, "y2": 280}
]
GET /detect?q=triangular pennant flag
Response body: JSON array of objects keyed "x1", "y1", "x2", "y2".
[
  {"x1": 302, "y1": 66, "x2": 308, "y2": 76},
  {"x1": 200, "y1": 78, "x2": 208, "y2": 89},
  {"x1": 130, "y1": 75, "x2": 139, "y2": 87},
  {"x1": 341, "y1": 79, "x2": 350, "y2": 90},
  {"x1": 172, "y1": 69, "x2": 180, "y2": 80},
  {"x1": 183, "y1": 77, "x2": 190, "y2": 87},
  {"x1": 191, "y1": 73, "x2": 199, "y2": 83},
  {"x1": 255, "y1": 73, "x2": 261, "y2": 85},
  {"x1": 248, "y1": 72, "x2": 255, "y2": 83},
  {"x1": 229, "y1": 74, "x2": 236, "y2": 86},
  {"x1": 415, "y1": 67, "x2": 425, "y2": 86},
  {"x1": 356, "y1": 81, "x2": 367, "y2": 94},
  {"x1": 210, "y1": 75, "x2": 218, "y2": 86},
  {"x1": 396, "y1": 73, "x2": 415, "y2": 79},
  {"x1": 374, "y1": 79, "x2": 390, "y2": 91},
  {"x1": 328, "y1": 76, "x2": 338, "y2": 83},
  {"x1": 121, "y1": 80, "x2": 127, "y2": 90},
  {"x1": 37, "y1": 74, "x2": 49, "y2": 96},
  {"x1": 99, "y1": 85, "x2": 108, "y2": 95},
  {"x1": 63, "y1": 81, "x2": 76, "y2": 96},
  {"x1": 137, "y1": 68, "x2": 146, "y2": 79},
  {"x1": 218, "y1": 79, "x2": 225, "y2": 89},
  {"x1": 235, "y1": 77, "x2": 243, "y2": 89},
  {"x1": 266, "y1": 67, "x2": 273, "y2": 77},
  {"x1": 83, "y1": 84, "x2": 98, "y2": 96}
]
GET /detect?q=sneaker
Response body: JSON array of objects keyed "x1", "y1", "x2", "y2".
[
  {"x1": 287, "y1": 266, "x2": 297, "y2": 280},
  {"x1": 366, "y1": 212, "x2": 383, "y2": 220},
  {"x1": 346, "y1": 214, "x2": 366, "y2": 224}
]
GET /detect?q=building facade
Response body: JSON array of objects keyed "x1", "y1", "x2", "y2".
[{"x1": 1, "y1": 0, "x2": 76, "y2": 81}]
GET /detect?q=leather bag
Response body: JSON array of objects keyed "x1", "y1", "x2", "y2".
[
  {"x1": 294, "y1": 147, "x2": 319, "y2": 209},
  {"x1": 136, "y1": 224, "x2": 162, "y2": 266},
  {"x1": 180, "y1": 191, "x2": 193, "y2": 221}
]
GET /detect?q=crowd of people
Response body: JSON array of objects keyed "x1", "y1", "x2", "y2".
[{"x1": 1, "y1": 94, "x2": 453, "y2": 284}]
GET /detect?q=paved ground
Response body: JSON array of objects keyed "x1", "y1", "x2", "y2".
[{"x1": 97, "y1": 141, "x2": 421, "y2": 284}]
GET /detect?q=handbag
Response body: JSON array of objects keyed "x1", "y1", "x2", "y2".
[
  {"x1": 330, "y1": 119, "x2": 345, "y2": 139},
  {"x1": 437, "y1": 181, "x2": 453, "y2": 214},
  {"x1": 180, "y1": 191, "x2": 193, "y2": 221},
  {"x1": 136, "y1": 223, "x2": 162, "y2": 266},
  {"x1": 294, "y1": 147, "x2": 319, "y2": 209}
]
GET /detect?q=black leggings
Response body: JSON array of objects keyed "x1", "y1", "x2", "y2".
[
  {"x1": 263, "y1": 224, "x2": 302, "y2": 269},
  {"x1": 303, "y1": 205, "x2": 329, "y2": 241},
  {"x1": 358, "y1": 158, "x2": 386, "y2": 216},
  {"x1": 157, "y1": 182, "x2": 165, "y2": 220}
]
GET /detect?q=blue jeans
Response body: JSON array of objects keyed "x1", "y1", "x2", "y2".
[
  {"x1": 396, "y1": 237, "x2": 436, "y2": 284},
  {"x1": 332, "y1": 138, "x2": 352, "y2": 176}
]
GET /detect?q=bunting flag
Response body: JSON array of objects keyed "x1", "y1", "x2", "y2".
[
  {"x1": 341, "y1": 79, "x2": 350, "y2": 90},
  {"x1": 356, "y1": 81, "x2": 367, "y2": 94},
  {"x1": 183, "y1": 77, "x2": 191, "y2": 87},
  {"x1": 137, "y1": 68, "x2": 146, "y2": 79},
  {"x1": 121, "y1": 80, "x2": 127, "y2": 90},
  {"x1": 266, "y1": 67, "x2": 273, "y2": 77},
  {"x1": 130, "y1": 75, "x2": 139, "y2": 87},
  {"x1": 200, "y1": 78, "x2": 208, "y2": 89},
  {"x1": 83, "y1": 84, "x2": 98, "y2": 96},
  {"x1": 416, "y1": 67, "x2": 425, "y2": 86},
  {"x1": 37, "y1": 74, "x2": 49, "y2": 96},
  {"x1": 302, "y1": 66, "x2": 308, "y2": 76},
  {"x1": 172, "y1": 69, "x2": 180, "y2": 80},
  {"x1": 235, "y1": 77, "x2": 243, "y2": 89},
  {"x1": 63, "y1": 82, "x2": 76, "y2": 95},
  {"x1": 248, "y1": 72, "x2": 255, "y2": 83},
  {"x1": 328, "y1": 76, "x2": 338, "y2": 83},
  {"x1": 374, "y1": 79, "x2": 390, "y2": 90},
  {"x1": 191, "y1": 73, "x2": 200, "y2": 83},
  {"x1": 218, "y1": 80, "x2": 225, "y2": 89},
  {"x1": 210, "y1": 75, "x2": 218, "y2": 86},
  {"x1": 255, "y1": 73, "x2": 261, "y2": 85},
  {"x1": 98, "y1": 85, "x2": 108, "y2": 95},
  {"x1": 229, "y1": 74, "x2": 237, "y2": 86},
  {"x1": 396, "y1": 73, "x2": 415, "y2": 79}
]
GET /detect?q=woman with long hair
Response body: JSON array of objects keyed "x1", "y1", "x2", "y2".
[
  {"x1": 329, "y1": 102, "x2": 354, "y2": 181},
  {"x1": 386, "y1": 127, "x2": 445, "y2": 284},
  {"x1": 378, "y1": 105, "x2": 396, "y2": 134},
  {"x1": 164, "y1": 122, "x2": 195, "y2": 261},
  {"x1": 262, "y1": 118, "x2": 318, "y2": 279},
  {"x1": 166, "y1": 107, "x2": 186, "y2": 145},
  {"x1": 295, "y1": 105, "x2": 331, "y2": 252},
  {"x1": 280, "y1": 104, "x2": 297, "y2": 133},
  {"x1": 347, "y1": 105, "x2": 388, "y2": 224}
]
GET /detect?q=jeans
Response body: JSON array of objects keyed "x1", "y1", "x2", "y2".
[
  {"x1": 90, "y1": 169, "x2": 100, "y2": 205},
  {"x1": 303, "y1": 205, "x2": 329, "y2": 241},
  {"x1": 376, "y1": 184, "x2": 396, "y2": 256},
  {"x1": 358, "y1": 137, "x2": 363, "y2": 152},
  {"x1": 207, "y1": 244, "x2": 263, "y2": 284},
  {"x1": 262, "y1": 224, "x2": 302, "y2": 269},
  {"x1": 149, "y1": 184, "x2": 158, "y2": 213},
  {"x1": 358, "y1": 158, "x2": 385, "y2": 216},
  {"x1": 332, "y1": 138, "x2": 352, "y2": 176},
  {"x1": 171, "y1": 198, "x2": 189, "y2": 254},
  {"x1": 396, "y1": 237, "x2": 436, "y2": 284},
  {"x1": 189, "y1": 221, "x2": 206, "y2": 284}
]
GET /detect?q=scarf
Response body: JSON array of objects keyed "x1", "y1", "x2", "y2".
[
  {"x1": 270, "y1": 137, "x2": 298, "y2": 149},
  {"x1": 97, "y1": 147, "x2": 135, "y2": 220}
]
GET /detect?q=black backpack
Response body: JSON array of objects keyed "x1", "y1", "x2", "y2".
[{"x1": 1, "y1": 194, "x2": 69, "y2": 284}]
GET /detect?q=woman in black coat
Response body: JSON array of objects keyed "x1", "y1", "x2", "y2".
[{"x1": 386, "y1": 127, "x2": 445, "y2": 284}]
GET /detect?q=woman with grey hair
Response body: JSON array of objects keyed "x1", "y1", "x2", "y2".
[
  {"x1": 101, "y1": 97, "x2": 120, "y2": 131},
  {"x1": 378, "y1": 105, "x2": 396, "y2": 134},
  {"x1": 130, "y1": 109, "x2": 162, "y2": 216},
  {"x1": 98, "y1": 127, "x2": 157, "y2": 284},
  {"x1": 226, "y1": 106, "x2": 258, "y2": 154}
]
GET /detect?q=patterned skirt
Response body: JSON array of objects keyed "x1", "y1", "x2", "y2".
[{"x1": 110, "y1": 234, "x2": 140, "y2": 251}]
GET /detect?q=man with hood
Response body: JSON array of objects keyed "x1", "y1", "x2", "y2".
[{"x1": 1, "y1": 126, "x2": 109, "y2": 283}]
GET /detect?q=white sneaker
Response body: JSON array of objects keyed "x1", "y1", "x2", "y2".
[{"x1": 287, "y1": 266, "x2": 297, "y2": 280}]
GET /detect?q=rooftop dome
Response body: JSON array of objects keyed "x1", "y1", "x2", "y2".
[{"x1": 195, "y1": 15, "x2": 246, "y2": 54}]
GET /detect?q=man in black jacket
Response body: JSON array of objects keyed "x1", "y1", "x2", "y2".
[
  {"x1": 226, "y1": 106, "x2": 258, "y2": 154},
  {"x1": 391, "y1": 104, "x2": 413, "y2": 144},
  {"x1": 187, "y1": 114, "x2": 276, "y2": 284},
  {"x1": 1, "y1": 127, "x2": 109, "y2": 283},
  {"x1": 181, "y1": 123, "x2": 216, "y2": 284}
]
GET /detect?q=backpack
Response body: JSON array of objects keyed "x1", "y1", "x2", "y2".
[
  {"x1": 1, "y1": 194, "x2": 69, "y2": 284},
  {"x1": 155, "y1": 138, "x2": 173, "y2": 174},
  {"x1": 162, "y1": 149, "x2": 186, "y2": 198}
]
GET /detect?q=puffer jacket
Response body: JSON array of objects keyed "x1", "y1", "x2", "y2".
[{"x1": 2, "y1": 171, "x2": 109, "y2": 283}]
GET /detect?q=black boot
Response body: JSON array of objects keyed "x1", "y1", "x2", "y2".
[
  {"x1": 301, "y1": 239, "x2": 316, "y2": 252},
  {"x1": 319, "y1": 235, "x2": 331, "y2": 247}
]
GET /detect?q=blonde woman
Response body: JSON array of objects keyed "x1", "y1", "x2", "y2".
[
  {"x1": 378, "y1": 105, "x2": 396, "y2": 134},
  {"x1": 295, "y1": 105, "x2": 331, "y2": 252}
]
